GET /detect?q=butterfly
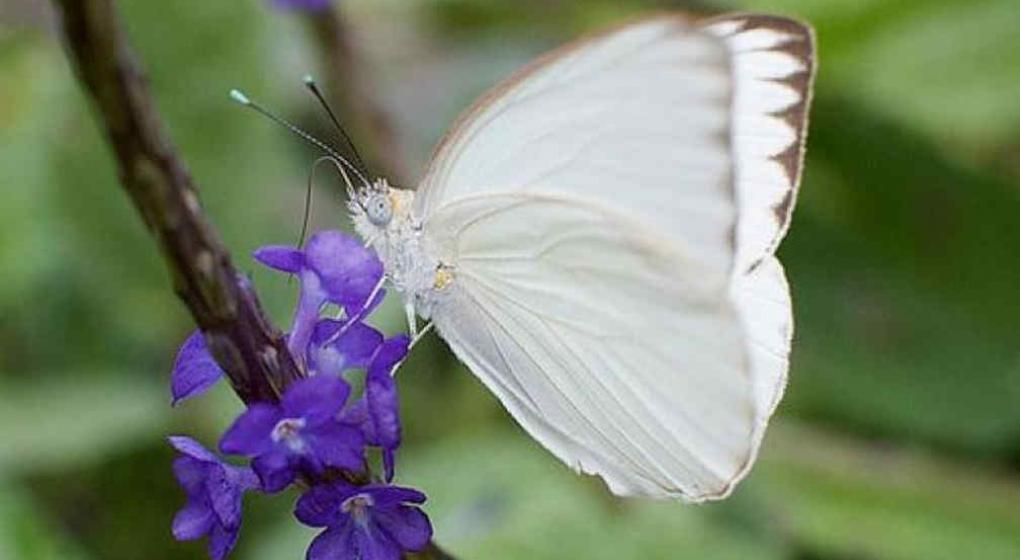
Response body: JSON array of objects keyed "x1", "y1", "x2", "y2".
[{"x1": 336, "y1": 13, "x2": 812, "y2": 502}]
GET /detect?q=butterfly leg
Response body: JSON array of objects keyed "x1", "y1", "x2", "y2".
[
  {"x1": 409, "y1": 321, "x2": 434, "y2": 350},
  {"x1": 392, "y1": 322, "x2": 431, "y2": 377},
  {"x1": 404, "y1": 300, "x2": 418, "y2": 338}
]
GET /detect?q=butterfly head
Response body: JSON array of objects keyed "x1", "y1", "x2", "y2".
[
  {"x1": 365, "y1": 189, "x2": 391, "y2": 227},
  {"x1": 349, "y1": 178, "x2": 435, "y2": 305},
  {"x1": 350, "y1": 178, "x2": 416, "y2": 239}
]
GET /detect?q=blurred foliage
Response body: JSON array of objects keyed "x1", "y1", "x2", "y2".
[
  {"x1": 1, "y1": 0, "x2": 1018, "y2": 558},
  {"x1": 0, "y1": 482, "x2": 91, "y2": 560},
  {"x1": 0, "y1": 376, "x2": 166, "y2": 475}
]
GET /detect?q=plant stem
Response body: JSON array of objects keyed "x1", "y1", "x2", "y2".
[{"x1": 52, "y1": 0, "x2": 301, "y2": 404}]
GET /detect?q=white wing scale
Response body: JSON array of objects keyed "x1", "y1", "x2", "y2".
[{"x1": 733, "y1": 255, "x2": 793, "y2": 421}]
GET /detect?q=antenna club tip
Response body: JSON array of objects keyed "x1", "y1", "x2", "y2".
[
  {"x1": 302, "y1": 74, "x2": 316, "y2": 86},
  {"x1": 229, "y1": 89, "x2": 251, "y2": 105}
]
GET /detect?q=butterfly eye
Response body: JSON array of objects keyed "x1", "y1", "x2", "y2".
[{"x1": 366, "y1": 194, "x2": 393, "y2": 227}]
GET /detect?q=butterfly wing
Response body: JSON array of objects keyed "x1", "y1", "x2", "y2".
[
  {"x1": 701, "y1": 13, "x2": 815, "y2": 273},
  {"x1": 417, "y1": 16, "x2": 735, "y2": 284},
  {"x1": 416, "y1": 15, "x2": 813, "y2": 500},
  {"x1": 426, "y1": 194, "x2": 752, "y2": 499},
  {"x1": 733, "y1": 254, "x2": 793, "y2": 420},
  {"x1": 702, "y1": 13, "x2": 813, "y2": 425}
]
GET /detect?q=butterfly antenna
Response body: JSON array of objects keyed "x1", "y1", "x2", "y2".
[
  {"x1": 229, "y1": 89, "x2": 371, "y2": 190},
  {"x1": 302, "y1": 75, "x2": 370, "y2": 178},
  {"x1": 296, "y1": 156, "x2": 361, "y2": 254},
  {"x1": 297, "y1": 161, "x2": 317, "y2": 250}
]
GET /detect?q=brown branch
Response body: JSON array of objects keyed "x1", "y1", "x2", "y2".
[{"x1": 52, "y1": 0, "x2": 302, "y2": 404}]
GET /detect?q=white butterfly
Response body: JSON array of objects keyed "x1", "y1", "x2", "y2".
[{"x1": 350, "y1": 13, "x2": 815, "y2": 502}]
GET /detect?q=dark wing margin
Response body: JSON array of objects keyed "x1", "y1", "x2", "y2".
[{"x1": 699, "y1": 13, "x2": 817, "y2": 272}]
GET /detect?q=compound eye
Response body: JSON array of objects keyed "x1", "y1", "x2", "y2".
[{"x1": 366, "y1": 194, "x2": 393, "y2": 227}]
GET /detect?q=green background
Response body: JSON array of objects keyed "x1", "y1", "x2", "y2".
[{"x1": 1, "y1": 0, "x2": 1019, "y2": 558}]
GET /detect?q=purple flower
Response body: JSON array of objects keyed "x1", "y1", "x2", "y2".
[
  {"x1": 270, "y1": 0, "x2": 332, "y2": 12},
  {"x1": 219, "y1": 375, "x2": 365, "y2": 492},
  {"x1": 171, "y1": 330, "x2": 225, "y2": 405},
  {"x1": 254, "y1": 231, "x2": 383, "y2": 362},
  {"x1": 307, "y1": 319, "x2": 384, "y2": 378},
  {"x1": 305, "y1": 321, "x2": 408, "y2": 480},
  {"x1": 169, "y1": 436, "x2": 258, "y2": 560},
  {"x1": 339, "y1": 335, "x2": 408, "y2": 481},
  {"x1": 296, "y1": 482, "x2": 432, "y2": 560},
  {"x1": 367, "y1": 336, "x2": 408, "y2": 479}
]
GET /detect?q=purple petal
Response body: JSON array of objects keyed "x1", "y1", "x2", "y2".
[
  {"x1": 307, "y1": 322, "x2": 346, "y2": 377},
  {"x1": 295, "y1": 484, "x2": 351, "y2": 527},
  {"x1": 334, "y1": 323, "x2": 386, "y2": 370},
  {"x1": 171, "y1": 331, "x2": 224, "y2": 405},
  {"x1": 288, "y1": 269, "x2": 327, "y2": 359},
  {"x1": 381, "y1": 448, "x2": 396, "y2": 483},
  {"x1": 360, "y1": 336, "x2": 408, "y2": 454},
  {"x1": 309, "y1": 321, "x2": 384, "y2": 376},
  {"x1": 169, "y1": 435, "x2": 221, "y2": 464},
  {"x1": 299, "y1": 451, "x2": 327, "y2": 477},
  {"x1": 364, "y1": 484, "x2": 427, "y2": 508},
  {"x1": 360, "y1": 286, "x2": 387, "y2": 317},
  {"x1": 172, "y1": 500, "x2": 214, "y2": 541},
  {"x1": 366, "y1": 365, "x2": 400, "y2": 451},
  {"x1": 173, "y1": 456, "x2": 210, "y2": 496},
  {"x1": 252, "y1": 450, "x2": 297, "y2": 493},
  {"x1": 374, "y1": 506, "x2": 432, "y2": 552},
  {"x1": 343, "y1": 286, "x2": 387, "y2": 325},
  {"x1": 353, "y1": 522, "x2": 403, "y2": 560},
  {"x1": 340, "y1": 397, "x2": 375, "y2": 442},
  {"x1": 304, "y1": 231, "x2": 384, "y2": 310},
  {"x1": 304, "y1": 422, "x2": 365, "y2": 471},
  {"x1": 281, "y1": 375, "x2": 350, "y2": 423},
  {"x1": 253, "y1": 245, "x2": 304, "y2": 274},
  {"x1": 310, "y1": 318, "x2": 344, "y2": 346},
  {"x1": 368, "y1": 335, "x2": 410, "y2": 378},
  {"x1": 228, "y1": 464, "x2": 261, "y2": 493},
  {"x1": 219, "y1": 404, "x2": 281, "y2": 456},
  {"x1": 307, "y1": 523, "x2": 357, "y2": 560},
  {"x1": 207, "y1": 523, "x2": 240, "y2": 560},
  {"x1": 205, "y1": 466, "x2": 243, "y2": 529}
]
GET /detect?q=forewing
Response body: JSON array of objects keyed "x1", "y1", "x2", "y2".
[
  {"x1": 416, "y1": 16, "x2": 736, "y2": 287},
  {"x1": 427, "y1": 194, "x2": 756, "y2": 501},
  {"x1": 700, "y1": 14, "x2": 815, "y2": 272}
]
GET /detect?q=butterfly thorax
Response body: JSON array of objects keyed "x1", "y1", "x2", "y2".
[{"x1": 350, "y1": 179, "x2": 446, "y2": 319}]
